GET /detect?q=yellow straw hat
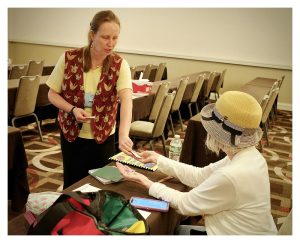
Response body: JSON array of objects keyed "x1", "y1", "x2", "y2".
[{"x1": 200, "y1": 91, "x2": 263, "y2": 148}]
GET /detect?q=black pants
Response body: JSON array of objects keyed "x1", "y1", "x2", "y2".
[{"x1": 60, "y1": 131, "x2": 115, "y2": 189}]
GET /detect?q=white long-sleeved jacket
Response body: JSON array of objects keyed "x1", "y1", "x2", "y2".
[{"x1": 149, "y1": 146, "x2": 277, "y2": 235}]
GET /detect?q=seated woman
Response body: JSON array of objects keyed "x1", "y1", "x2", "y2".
[{"x1": 117, "y1": 91, "x2": 277, "y2": 235}]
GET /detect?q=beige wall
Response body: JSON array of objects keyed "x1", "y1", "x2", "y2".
[{"x1": 9, "y1": 41, "x2": 292, "y2": 110}]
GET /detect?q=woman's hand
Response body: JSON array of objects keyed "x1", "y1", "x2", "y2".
[
  {"x1": 116, "y1": 162, "x2": 153, "y2": 189},
  {"x1": 72, "y1": 108, "x2": 91, "y2": 123},
  {"x1": 137, "y1": 150, "x2": 160, "y2": 164},
  {"x1": 119, "y1": 135, "x2": 133, "y2": 155}
]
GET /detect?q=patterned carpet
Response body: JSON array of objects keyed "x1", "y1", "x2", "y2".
[{"x1": 20, "y1": 110, "x2": 292, "y2": 230}]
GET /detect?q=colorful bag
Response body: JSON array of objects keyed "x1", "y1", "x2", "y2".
[{"x1": 27, "y1": 190, "x2": 149, "y2": 235}]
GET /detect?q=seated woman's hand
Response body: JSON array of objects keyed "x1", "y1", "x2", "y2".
[
  {"x1": 137, "y1": 150, "x2": 160, "y2": 164},
  {"x1": 116, "y1": 162, "x2": 154, "y2": 189}
]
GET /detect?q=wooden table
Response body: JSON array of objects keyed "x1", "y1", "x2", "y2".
[
  {"x1": 8, "y1": 126, "x2": 30, "y2": 212},
  {"x1": 66, "y1": 163, "x2": 188, "y2": 235},
  {"x1": 8, "y1": 162, "x2": 188, "y2": 235},
  {"x1": 180, "y1": 77, "x2": 278, "y2": 167}
]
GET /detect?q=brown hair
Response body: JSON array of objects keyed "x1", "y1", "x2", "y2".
[{"x1": 83, "y1": 10, "x2": 120, "y2": 73}]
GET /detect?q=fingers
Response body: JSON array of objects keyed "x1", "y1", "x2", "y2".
[
  {"x1": 138, "y1": 151, "x2": 159, "y2": 164},
  {"x1": 139, "y1": 151, "x2": 153, "y2": 163},
  {"x1": 116, "y1": 162, "x2": 127, "y2": 175},
  {"x1": 73, "y1": 108, "x2": 90, "y2": 122},
  {"x1": 119, "y1": 137, "x2": 133, "y2": 155},
  {"x1": 116, "y1": 162, "x2": 132, "y2": 173}
]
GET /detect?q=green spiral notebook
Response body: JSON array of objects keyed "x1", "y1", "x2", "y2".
[
  {"x1": 109, "y1": 152, "x2": 158, "y2": 172},
  {"x1": 89, "y1": 166, "x2": 123, "y2": 184}
]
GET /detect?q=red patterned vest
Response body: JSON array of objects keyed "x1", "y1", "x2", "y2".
[{"x1": 57, "y1": 48, "x2": 122, "y2": 144}]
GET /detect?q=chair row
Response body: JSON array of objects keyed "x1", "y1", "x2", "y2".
[
  {"x1": 129, "y1": 73, "x2": 209, "y2": 156},
  {"x1": 130, "y1": 63, "x2": 166, "y2": 82},
  {"x1": 9, "y1": 60, "x2": 44, "y2": 79}
]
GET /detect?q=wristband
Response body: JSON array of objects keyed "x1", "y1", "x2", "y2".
[{"x1": 69, "y1": 106, "x2": 76, "y2": 115}]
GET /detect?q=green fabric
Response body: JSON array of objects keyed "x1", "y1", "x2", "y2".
[{"x1": 101, "y1": 192, "x2": 139, "y2": 232}]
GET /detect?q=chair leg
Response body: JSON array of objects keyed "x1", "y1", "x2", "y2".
[
  {"x1": 169, "y1": 114, "x2": 175, "y2": 137},
  {"x1": 161, "y1": 134, "x2": 167, "y2": 157},
  {"x1": 39, "y1": 119, "x2": 43, "y2": 131},
  {"x1": 263, "y1": 123, "x2": 269, "y2": 147},
  {"x1": 149, "y1": 140, "x2": 154, "y2": 151},
  {"x1": 11, "y1": 117, "x2": 17, "y2": 127},
  {"x1": 188, "y1": 103, "x2": 193, "y2": 118},
  {"x1": 195, "y1": 103, "x2": 200, "y2": 114},
  {"x1": 177, "y1": 110, "x2": 184, "y2": 131},
  {"x1": 33, "y1": 113, "x2": 43, "y2": 141}
]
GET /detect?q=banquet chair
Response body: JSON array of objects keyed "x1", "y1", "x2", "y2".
[
  {"x1": 258, "y1": 95, "x2": 269, "y2": 151},
  {"x1": 278, "y1": 75, "x2": 285, "y2": 89},
  {"x1": 143, "y1": 64, "x2": 152, "y2": 80},
  {"x1": 273, "y1": 75, "x2": 285, "y2": 119},
  {"x1": 9, "y1": 65, "x2": 28, "y2": 79},
  {"x1": 260, "y1": 95, "x2": 269, "y2": 113},
  {"x1": 130, "y1": 93, "x2": 175, "y2": 156},
  {"x1": 11, "y1": 76, "x2": 43, "y2": 141},
  {"x1": 133, "y1": 65, "x2": 147, "y2": 79},
  {"x1": 130, "y1": 67, "x2": 137, "y2": 79},
  {"x1": 203, "y1": 71, "x2": 217, "y2": 104},
  {"x1": 148, "y1": 82, "x2": 170, "y2": 121},
  {"x1": 187, "y1": 75, "x2": 205, "y2": 118},
  {"x1": 154, "y1": 63, "x2": 166, "y2": 81},
  {"x1": 259, "y1": 87, "x2": 279, "y2": 149},
  {"x1": 210, "y1": 69, "x2": 227, "y2": 101},
  {"x1": 169, "y1": 77, "x2": 188, "y2": 136},
  {"x1": 27, "y1": 60, "x2": 44, "y2": 76}
]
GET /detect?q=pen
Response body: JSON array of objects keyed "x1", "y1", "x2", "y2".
[{"x1": 158, "y1": 176, "x2": 173, "y2": 183}]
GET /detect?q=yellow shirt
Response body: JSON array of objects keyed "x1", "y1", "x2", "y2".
[{"x1": 46, "y1": 52, "x2": 132, "y2": 139}]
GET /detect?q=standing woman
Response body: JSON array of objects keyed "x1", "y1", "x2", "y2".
[{"x1": 47, "y1": 10, "x2": 133, "y2": 188}]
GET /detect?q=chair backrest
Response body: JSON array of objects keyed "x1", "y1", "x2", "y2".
[
  {"x1": 27, "y1": 60, "x2": 44, "y2": 76},
  {"x1": 215, "y1": 68, "x2": 227, "y2": 92},
  {"x1": 171, "y1": 77, "x2": 189, "y2": 112},
  {"x1": 205, "y1": 71, "x2": 217, "y2": 98},
  {"x1": 260, "y1": 94, "x2": 269, "y2": 113},
  {"x1": 13, "y1": 76, "x2": 40, "y2": 117},
  {"x1": 269, "y1": 80, "x2": 279, "y2": 93},
  {"x1": 278, "y1": 75, "x2": 285, "y2": 89},
  {"x1": 190, "y1": 75, "x2": 205, "y2": 103},
  {"x1": 143, "y1": 64, "x2": 152, "y2": 80},
  {"x1": 261, "y1": 87, "x2": 279, "y2": 123},
  {"x1": 278, "y1": 209, "x2": 292, "y2": 235},
  {"x1": 152, "y1": 93, "x2": 175, "y2": 138},
  {"x1": 130, "y1": 67, "x2": 136, "y2": 79},
  {"x1": 149, "y1": 82, "x2": 170, "y2": 121},
  {"x1": 154, "y1": 63, "x2": 166, "y2": 81},
  {"x1": 9, "y1": 65, "x2": 28, "y2": 79}
]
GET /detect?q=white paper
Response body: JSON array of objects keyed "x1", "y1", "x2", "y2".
[
  {"x1": 73, "y1": 183, "x2": 102, "y2": 192},
  {"x1": 131, "y1": 150, "x2": 142, "y2": 159},
  {"x1": 137, "y1": 209, "x2": 151, "y2": 219},
  {"x1": 139, "y1": 72, "x2": 143, "y2": 80}
]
